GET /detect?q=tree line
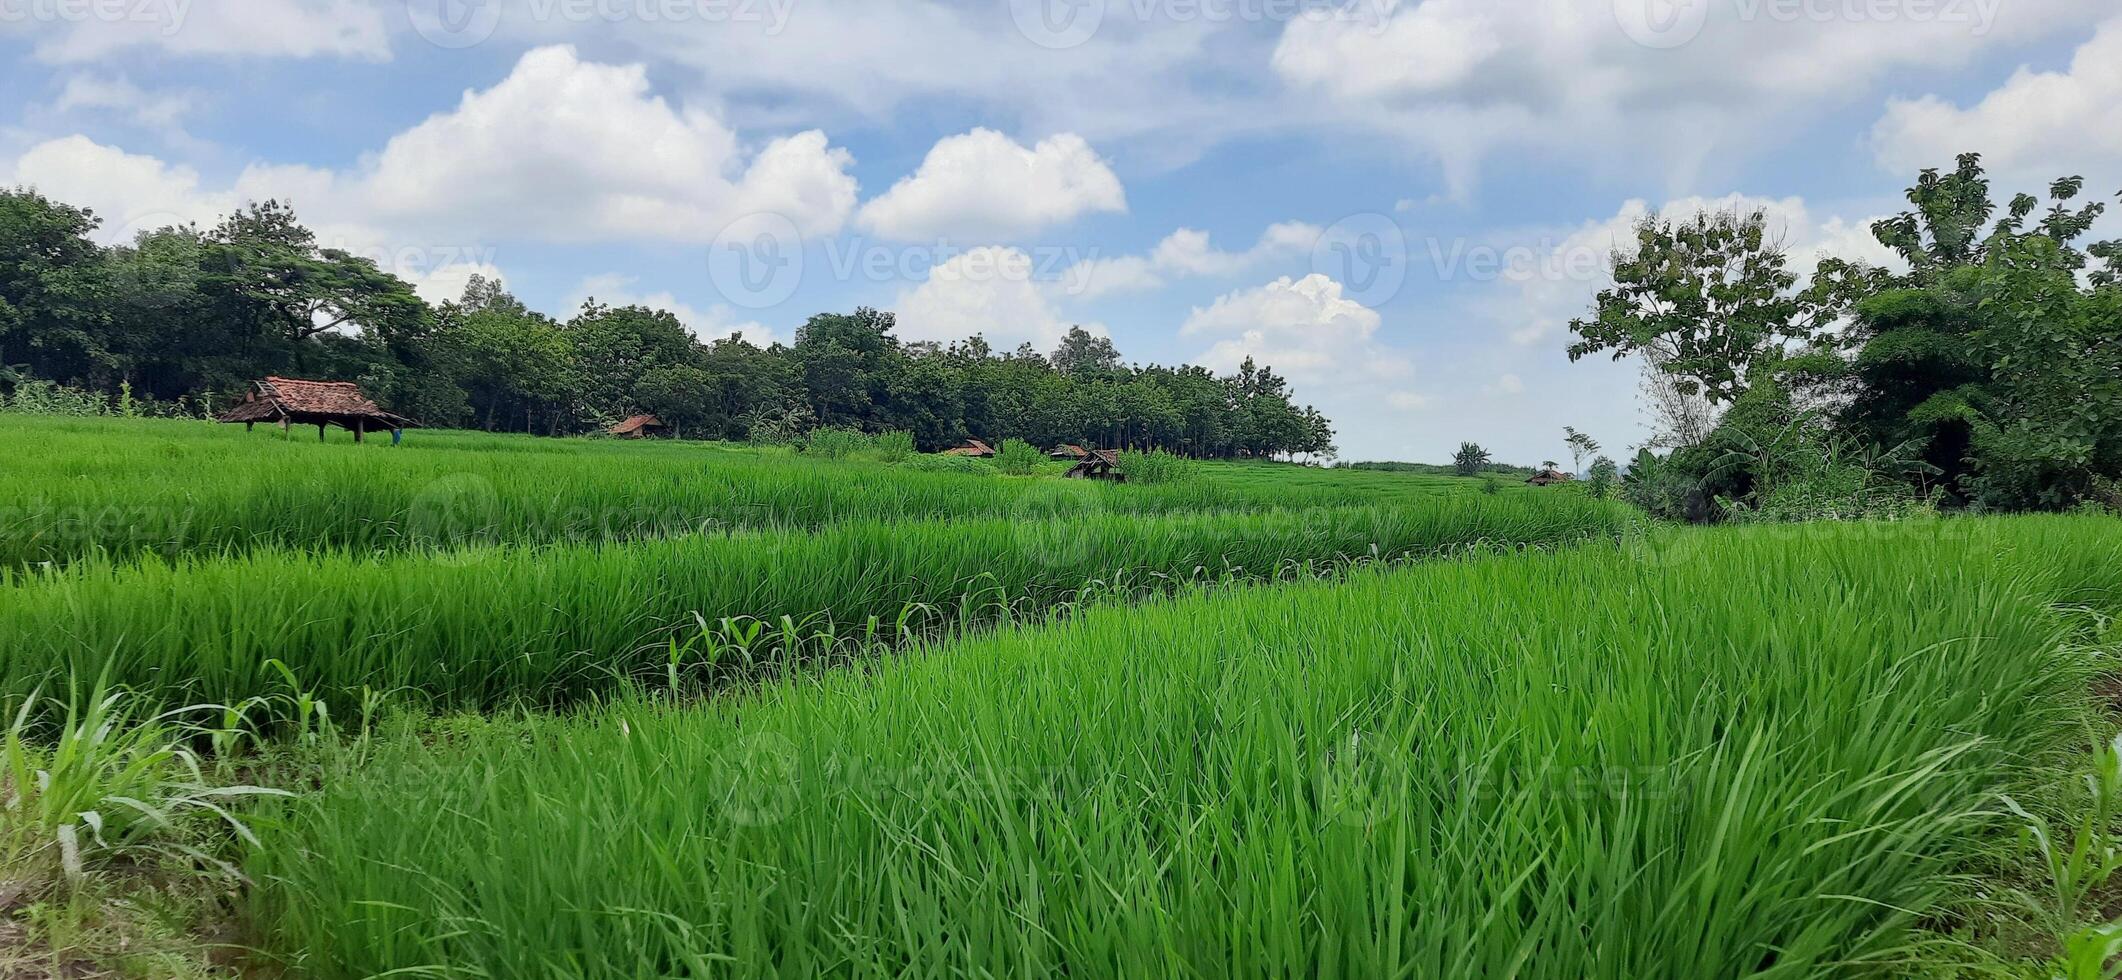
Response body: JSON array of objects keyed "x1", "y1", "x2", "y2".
[
  {"x1": 0, "y1": 192, "x2": 1336, "y2": 459},
  {"x1": 1570, "y1": 153, "x2": 2122, "y2": 517}
]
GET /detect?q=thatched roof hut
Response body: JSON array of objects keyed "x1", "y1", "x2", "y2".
[
  {"x1": 1066, "y1": 449, "x2": 1127, "y2": 482},
  {"x1": 609, "y1": 414, "x2": 667, "y2": 439},
  {"x1": 217, "y1": 377, "x2": 413, "y2": 442},
  {"x1": 942, "y1": 439, "x2": 997, "y2": 458},
  {"x1": 1049, "y1": 443, "x2": 1090, "y2": 460},
  {"x1": 1525, "y1": 468, "x2": 1574, "y2": 486}
]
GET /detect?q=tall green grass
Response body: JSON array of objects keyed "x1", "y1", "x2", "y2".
[
  {"x1": 244, "y1": 516, "x2": 2121, "y2": 979},
  {"x1": 0, "y1": 417, "x2": 1401, "y2": 569},
  {"x1": 0, "y1": 493, "x2": 1632, "y2": 711}
]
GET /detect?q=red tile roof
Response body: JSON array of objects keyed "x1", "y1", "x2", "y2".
[{"x1": 218, "y1": 377, "x2": 411, "y2": 426}]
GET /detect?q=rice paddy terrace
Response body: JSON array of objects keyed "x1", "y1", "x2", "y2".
[{"x1": 4, "y1": 414, "x2": 2119, "y2": 978}]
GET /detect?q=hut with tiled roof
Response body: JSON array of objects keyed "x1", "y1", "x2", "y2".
[
  {"x1": 941, "y1": 438, "x2": 997, "y2": 458},
  {"x1": 217, "y1": 377, "x2": 414, "y2": 442},
  {"x1": 609, "y1": 414, "x2": 668, "y2": 439}
]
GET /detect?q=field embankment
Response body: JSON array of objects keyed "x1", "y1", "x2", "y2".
[{"x1": 245, "y1": 516, "x2": 2121, "y2": 979}]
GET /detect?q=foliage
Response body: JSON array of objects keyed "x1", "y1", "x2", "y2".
[
  {"x1": 0, "y1": 192, "x2": 1336, "y2": 460},
  {"x1": 0, "y1": 417, "x2": 1428, "y2": 570},
  {"x1": 802, "y1": 426, "x2": 870, "y2": 460},
  {"x1": 0, "y1": 494, "x2": 1634, "y2": 712},
  {"x1": 1567, "y1": 208, "x2": 1847, "y2": 404},
  {"x1": 3, "y1": 680, "x2": 284, "y2": 888},
  {"x1": 2, "y1": 378, "x2": 109, "y2": 416},
  {"x1": 1452, "y1": 441, "x2": 1491, "y2": 476},
  {"x1": 1573, "y1": 153, "x2": 2122, "y2": 516},
  {"x1": 1585, "y1": 456, "x2": 1618, "y2": 499},
  {"x1": 872, "y1": 430, "x2": 916, "y2": 464},
  {"x1": 1119, "y1": 448, "x2": 1200, "y2": 485},
  {"x1": 1563, "y1": 427, "x2": 1600, "y2": 474},
  {"x1": 244, "y1": 517, "x2": 2116, "y2": 978},
  {"x1": 994, "y1": 438, "x2": 1044, "y2": 475}
]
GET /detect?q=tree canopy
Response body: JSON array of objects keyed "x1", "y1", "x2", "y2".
[{"x1": 0, "y1": 190, "x2": 1335, "y2": 460}]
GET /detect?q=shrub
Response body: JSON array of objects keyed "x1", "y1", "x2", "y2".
[
  {"x1": 2, "y1": 379, "x2": 109, "y2": 417},
  {"x1": 873, "y1": 431, "x2": 916, "y2": 464},
  {"x1": 1586, "y1": 456, "x2": 1619, "y2": 499},
  {"x1": 1121, "y1": 449, "x2": 1200, "y2": 485},
  {"x1": 995, "y1": 439, "x2": 1044, "y2": 476},
  {"x1": 803, "y1": 427, "x2": 870, "y2": 460}
]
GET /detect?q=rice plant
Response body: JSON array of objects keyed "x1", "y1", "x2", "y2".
[
  {"x1": 242, "y1": 516, "x2": 2122, "y2": 979},
  {"x1": 0, "y1": 494, "x2": 1633, "y2": 713},
  {"x1": 0, "y1": 416, "x2": 1440, "y2": 569}
]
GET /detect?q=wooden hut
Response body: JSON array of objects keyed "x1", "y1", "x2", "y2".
[
  {"x1": 942, "y1": 439, "x2": 997, "y2": 458},
  {"x1": 1066, "y1": 449, "x2": 1127, "y2": 482},
  {"x1": 609, "y1": 414, "x2": 668, "y2": 439},
  {"x1": 1525, "y1": 467, "x2": 1574, "y2": 486},
  {"x1": 1048, "y1": 443, "x2": 1091, "y2": 461},
  {"x1": 217, "y1": 377, "x2": 414, "y2": 442}
]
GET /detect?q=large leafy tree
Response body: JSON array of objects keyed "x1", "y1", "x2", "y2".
[
  {"x1": 0, "y1": 189, "x2": 110, "y2": 387},
  {"x1": 565, "y1": 300, "x2": 694, "y2": 424},
  {"x1": 1838, "y1": 155, "x2": 2120, "y2": 508},
  {"x1": 198, "y1": 201, "x2": 428, "y2": 362},
  {"x1": 1568, "y1": 208, "x2": 1844, "y2": 404}
]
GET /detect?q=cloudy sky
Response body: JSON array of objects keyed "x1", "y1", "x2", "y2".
[{"x1": 3, "y1": 0, "x2": 2118, "y2": 463}]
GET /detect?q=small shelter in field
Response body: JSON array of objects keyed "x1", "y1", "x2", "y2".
[
  {"x1": 609, "y1": 414, "x2": 668, "y2": 439},
  {"x1": 1066, "y1": 449, "x2": 1127, "y2": 482},
  {"x1": 1525, "y1": 467, "x2": 1574, "y2": 486},
  {"x1": 1049, "y1": 443, "x2": 1090, "y2": 461},
  {"x1": 217, "y1": 377, "x2": 413, "y2": 442},
  {"x1": 942, "y1": 438, "x2": 997, "y2": 458}
]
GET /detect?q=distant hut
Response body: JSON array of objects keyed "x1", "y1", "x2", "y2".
[
  {"x1": 942, "y1": 438, "x2": 997, "y2": 458},
  {"x1": 1066, "y1": 448, "x2": 1127, "y2": 482},
  {"x1": 1049, "y1": 443, "x2": 1091, "y2": 461},
  {"x1": 1525, "y1": 467, "x2": 1574, "y2": 486},
  {"x1": 217, "y1": 377, "x2": 414, "y2": 443},
  {"x1": 609, "y1": 414, "x2": 668, "y2": 439}
]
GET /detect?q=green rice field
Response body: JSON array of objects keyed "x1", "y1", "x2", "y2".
[
  {"x1": 244, "y1": 516, "x2": 2122, "y2": 978},
  {"x1": 4, "y1": 416, "x2": 2119, "y2": 978}
]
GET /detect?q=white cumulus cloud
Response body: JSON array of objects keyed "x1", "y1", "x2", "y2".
[
  {"x1": 1182, "y1": 273, "x2": 1407, "y2": 384},
  {"x1": 858, "y1": 129, "x2": 1125, "y2": 242},
  {"x1": 1872, "y1": 17, "x2": 2122, "y2": 190},
  {"x1": 892, "y1": 246, "x2": 1095, "y2": 350}
]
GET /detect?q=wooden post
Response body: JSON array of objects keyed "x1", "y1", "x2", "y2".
[
  {"x1": 354, "y1": 419, "x2": 365, "y2": 444},
  {"x1": 319, "y1": 423, "x2": 327, "y2": 442},
  {"x1": 246, "y1": 422, "x2": 255, "y2": 432}
]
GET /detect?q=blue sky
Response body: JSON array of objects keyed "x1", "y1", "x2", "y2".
[{"x1": 3, "y1": 0, "x2": 2118, "y2": 463}]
